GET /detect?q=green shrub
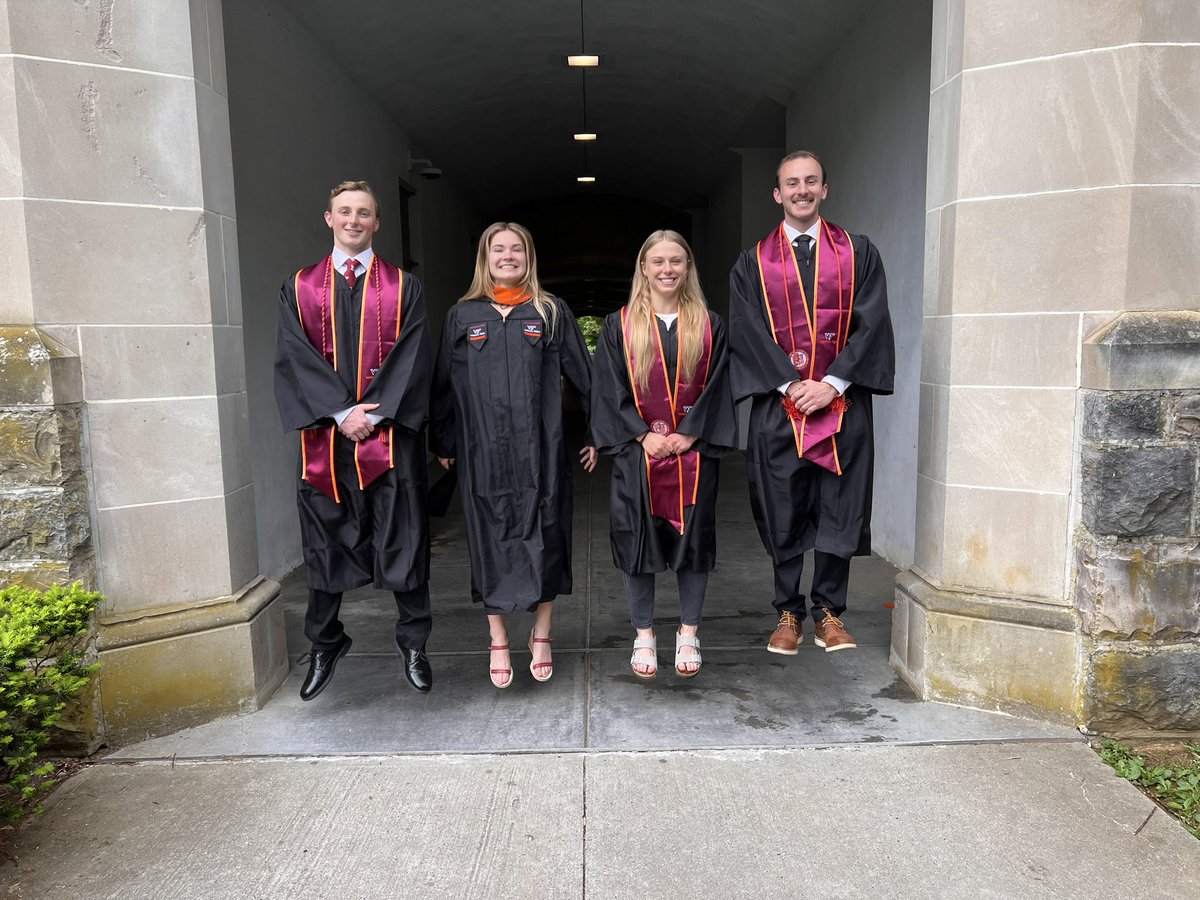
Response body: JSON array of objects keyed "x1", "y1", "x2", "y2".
[
  {"x1": 0, "y1": 582, "x2": 101, "y2": 823},
  {"x1": 577, "y1": 315, "x2": 603, "y2": 354}
]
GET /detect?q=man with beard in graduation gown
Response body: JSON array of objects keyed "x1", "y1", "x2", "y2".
[
  {"x1": 275, "y1": 180, "x2": 433, "y2": 699},
  {"x1": 729, "y1": 151, "x2": 894, "y2": 656}
]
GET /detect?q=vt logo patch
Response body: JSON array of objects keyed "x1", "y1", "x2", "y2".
[
  {"x1": 522, "y1": 320, "x2": 543, "y2": 344},
  {"x1": 467, "y1": 322, "x2": 487, "y2": 350}
]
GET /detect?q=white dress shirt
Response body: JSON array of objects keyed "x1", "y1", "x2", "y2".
[{"x1": 329, "y1": 246, "x2": 382, "y2": 427}]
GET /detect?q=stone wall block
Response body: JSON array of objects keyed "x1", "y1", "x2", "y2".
[
  {"x1": 195, "y1": 84, "x2": 236, "y2": 218},
  {"x1": 6, "y1": 0, "x2": 193, "y2": 77},
  {"x1": 926, "y1": 72, "x2": 962, "y2": 211},
  {"x1": 0, "y1": 488, "x2": 67, "y2": 560},
  {"x1": 939, "y1": 483, "x2": 1069, "y2": 599},
  {"x1": 959, "y1": 49, "x2": 1137, "y2": 197},
  {"x1": 221, "y1": 217, "x2": 242, "y2": 326},
  {"x1": 78, "y1": 325, "x2": 217, "y2": 402},
  {"x1": 945, "y1": 387, "x2": 1075, "y2": 492},
  {"x1": 1076, "y1": 538, "x2": 1200, "y2": 640},
  {"x1": 1081, "y1": 390, "x2": 1162, "y2": 441},
  {"x1": 0, "y1": 62, "x2": 23, "y2": 200},
  {"x1": 948, "y1": 190, "x2": 1131, "y2": 315},
  {"x1": 917, "y1": 383, "x2": 948, "y2": 482},
  {"x1": 1084, "y1": 642, "x2": 1200, "y2": 734},
  {"x1": 1140, "y1": 1, "x2": 1200, "y2": 41},
  {"x1": 0, "y1": 406, "x2": 81, "y2": 488},
  {"x1": 1132, "y1": 47, "x2": 1200, "y2": 186},
  {"x1": 13, "y1": 59, "x2": 202, "y2": 207},
  {"x1": 1172, "y1": 394, "x2": 1200, "y2": 439},
  {"x1": 217, "y1": 392, "x2": 253, "y2": 493},
  {"x1": 963, "y1": 0, "x2": 1139, "y2": 69},
  {"x1": 1082, "y1": 446, "x2": 1195, "y2": 537},
  {"x1": 920, "y1": 312, "x2": 950, "y2": 386},
  {"x1": 913, "y1": 473, "x2": 947, "y2": 579},
  {"x1": 96, "y1": 497, "x2": 235, "y2": 611},
  {"x1": 25, "y1": 203, "x2": 215, "y2": 329},
  {"x1": 1126, "y1": 186, "x2": 1200, "y2": 313},
  {"x1": 86, "y1": 398, "x2": 226, "y2": 509},
  {"x1": 188, "y1": 0, "x2": 214, "y2": 88},
  {"x1": 951, "y1": 314, "x2": 1081, "y2": 388}
]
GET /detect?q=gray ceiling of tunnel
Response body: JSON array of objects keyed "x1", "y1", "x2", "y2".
[{"x1": 280, "y1": 0, "x2": 875, "y2": 214}]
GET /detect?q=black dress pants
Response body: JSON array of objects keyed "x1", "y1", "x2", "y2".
[
  {"x1": 307, "y1": 585, "x2": 432, "y2": 651},
  {"x1": 771, "y1": 551, "x2": 851, "y2": 621}
]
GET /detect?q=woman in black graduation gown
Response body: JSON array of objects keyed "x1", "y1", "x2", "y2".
[
  {"x1": 591, "y1": 231, "x2": 735, "y2": 679},
  {"x1": 431, "y1": 222, "x2": 596, "y2": 688}
]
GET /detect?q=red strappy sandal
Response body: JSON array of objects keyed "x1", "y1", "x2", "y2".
[
  {"x1": 489, "y1": 643, "x2": 512, "y2": 689},
  {"x1": 528, "y1": 630, "x2": 553, "y2": 683}
]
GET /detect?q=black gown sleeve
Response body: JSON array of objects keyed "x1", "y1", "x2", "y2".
[
  {"x1": 274, "y1": 279, "x2": 356, "y2": 431},
  {"x1": 675, "y1": 311, "x2": 737, "y2": 458},
  {"x1": 728, "y1": 251, "x2": 801, "y2": 403},
  {"x1": 429, "y1": 305, "x2": 458, "y2": 459},
  {"x1": 590, "y1": 312, "x2": 649, "y2": 455},
  {"x1": 557, "y1": 298, "x2": 594, "y2": 443},
  {"x1": 360, "y1": 273, "x2": 433, "y2": 432},
  {"x1": 825, "y1": 235, "x2": 895, "y2": 395}
]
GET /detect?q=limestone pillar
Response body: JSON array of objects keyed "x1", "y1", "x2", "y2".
[
  {"x1": 0, "y1": 0, "x2": 287, "y2": 742},
  {"x1": 895, "y1": 0, "x2": 1200, "y2": 728}
]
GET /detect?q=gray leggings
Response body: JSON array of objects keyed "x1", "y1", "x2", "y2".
[{"x1": 623, "y1": 570, "x2": 709, "y2": 629}]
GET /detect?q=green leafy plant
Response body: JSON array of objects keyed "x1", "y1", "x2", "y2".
[
  {"x1": 1099, "y1": 739, "x2": 1200, "y2": 839},
  {"x1": 577, "y1": 315, "x2": 603, "y2": 354},
  {"x1": 0, "y1": 582, "x2": 101, "y2": 823}
]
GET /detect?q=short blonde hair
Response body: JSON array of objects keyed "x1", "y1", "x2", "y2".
[{"x1": 327, "y1": 180, "x2": 381, "y2": 218}]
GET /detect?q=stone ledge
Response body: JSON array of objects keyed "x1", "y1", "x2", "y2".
[
  {"x1": 0, "y1": 327, "x2": 81, "y2": 406},
  {"x1": 98, "y1": 591, "x2": 288, "y2": 746},
  {"x1": 893, "y1": 570, "x2": 1078, "y2": 725},
  {"x1": 1082, "y1": 311, "x2": 1200, "y2": 390},
  {"x1": 97, "y1": 576, "x2": 280, "y2": 650},
  {"x1": 897, "y1": 569, "x2": 1076, "y2": 631}
]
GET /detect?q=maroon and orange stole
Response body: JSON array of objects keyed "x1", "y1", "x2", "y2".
[
  {"x1": 293, "y1": 256, "x2": 404, "y2": 501},
  {"x1": 755, "y1": 220, "x2": 855, "y2": 474},
  {"x1": 620, "y1": 307, "x2": 713, "y2": 534}
]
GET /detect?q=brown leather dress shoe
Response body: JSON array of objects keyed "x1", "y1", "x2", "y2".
[
  {"x1": 813, "y1": 613, "x2": 857, "y2": 652},
  {"x1": 767, "y1": 610, "x2": 803, "y2": 655}
]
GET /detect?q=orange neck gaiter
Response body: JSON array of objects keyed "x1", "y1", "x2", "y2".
[{"x1": 491, "y1": 285, "x2": 532, "y2": 306}]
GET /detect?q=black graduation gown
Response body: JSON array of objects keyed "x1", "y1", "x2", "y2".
[
  {"x1": 430, "y1": 297, "x2": 592, "y2": 613},
  {"x1": 729, "y1": 232, "x2": 895, "y2": 562},
  {"x1": 591, "y1": 310, "x2": 736, "y2": 575},
  {"x1": 274, "y1": 265, "x2": 432, "y2": 593}
]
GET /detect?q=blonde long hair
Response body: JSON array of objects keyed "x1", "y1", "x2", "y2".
[
  {"x1": 626, "y1": 230, "x2": 708, "y2": 391},
  {"x1": 460, "y1": 222, "x2": 558, "y2": 336}
]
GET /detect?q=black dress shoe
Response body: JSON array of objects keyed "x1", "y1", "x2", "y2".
[
  {"x1": 299, "y1": 634, "x2": 352, "y2": 701},
  {"x1": 397, "y1": 639, "x2": 433, "y2": 693}
]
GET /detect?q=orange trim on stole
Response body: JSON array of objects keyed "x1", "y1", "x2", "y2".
[{"x1": 327, "y1": 430, "x2": 340, "y2": 503}]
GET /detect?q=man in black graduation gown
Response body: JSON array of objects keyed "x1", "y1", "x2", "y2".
[
  {"x1": 274, "y1": 180, "x2": 434, "y2": 699},
  {"x1": 729, "y1": 151, "x2": 895, "y2": 656}
]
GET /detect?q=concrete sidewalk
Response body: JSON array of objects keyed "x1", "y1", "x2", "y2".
[
  {"x1": 6, "y1": 454, "x2": 1198, "y2": 896},
  {"x1": 7, "y1": 742, "x2": 1199, "y2": 898}
]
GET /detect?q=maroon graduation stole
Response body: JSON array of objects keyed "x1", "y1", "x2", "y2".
[
  {"x1": 755, "y1": 220, "x2": 856, "y2": 474},
  {"x1": 621, "y1": 306, "x2": 713, "y2": 533},
  {"x1": 293, "y1": 255, "x2": 404, "y2": 501}
]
